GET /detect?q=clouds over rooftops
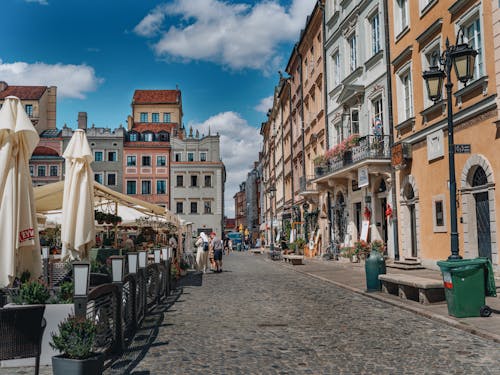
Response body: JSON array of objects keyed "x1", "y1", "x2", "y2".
[
  {"x1": 134, "y1": 0, "x2": 316, "y2": 72},
  {"x1": 254, "y1": 96, "x2": 273, "y2": 114},
  {"x1": 189, "y1": 111, "x2": 261, "y2": 216},
  {"x1": 0, "y1": 59, "x2": 103, "y2": 99}
]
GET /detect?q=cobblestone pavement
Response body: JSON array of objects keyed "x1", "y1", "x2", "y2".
[{"x1": 3, "y1": 252, "x2": 500, "y2": 374}]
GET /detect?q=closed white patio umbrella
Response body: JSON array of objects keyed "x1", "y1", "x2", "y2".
[
  {"x1": 61, "y1": 129, "x2": 95, "y2": 260},
  {"x1": 0, "y1": 96, "x2": 41, "y2": 287}
]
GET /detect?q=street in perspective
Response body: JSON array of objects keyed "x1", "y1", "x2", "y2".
[{"x1": 2, "y1": 0, "x2": 500, "y2": 374}]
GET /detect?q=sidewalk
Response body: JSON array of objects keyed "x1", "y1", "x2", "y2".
[{"x1": 263, "y1": 252, "x2": 500, "y2": 343}]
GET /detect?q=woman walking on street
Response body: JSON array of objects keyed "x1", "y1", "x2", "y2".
[{"x1": 211, "y1": 232, "x2": 223, "y2": 273}]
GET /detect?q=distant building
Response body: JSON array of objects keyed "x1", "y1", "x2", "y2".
[
  {"x1": 234, "y1": 182, "x2": 247, "y2": 233},
  {"x1": 62, "y1": 112, "x2": 125, "y2": 193},
  {"x1": 123, "y1": 90, "x2": 182, "y2": 207},
  {"x1": 30, "y1": 129, "x2": 64, "y2": 186},
  {"x1": 171, "y1": 128, "x2": 226, "y2": 237},
  {"x1": 0, "y1": 81, "x2": 57, "y2": 134}
]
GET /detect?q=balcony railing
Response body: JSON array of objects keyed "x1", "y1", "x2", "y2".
[{"x1": 315, "y1": 135, "x2": 391, "y2": 178}]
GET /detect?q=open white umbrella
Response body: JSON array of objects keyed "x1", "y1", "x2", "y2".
[
  {"x1": 61, "y1": 129, "x2": 95, "y2": 260},
  {"x1": 0, "y1": 96, "x2": 41, "y2": 287}
]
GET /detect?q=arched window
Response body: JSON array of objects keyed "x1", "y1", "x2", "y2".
[{"x1": 472, "y1": 167, "x2": 488, "y2": 187}]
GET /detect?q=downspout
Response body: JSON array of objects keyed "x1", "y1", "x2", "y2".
[
  {"x1": 298, "y1": 47, "x2": 306, "y2": 191},
  {"x1": 383, "y1": 0, "x2": 399, "y2": 260},
  {"x1": 319, "y1": 0, "x2": 329, "y2": 150},
  {"x1": 280, "y1": 88, "x2": 286, "y2": 209},
  {"x1": 288, "y1": 78, "x2": 295, "y2": 205}
]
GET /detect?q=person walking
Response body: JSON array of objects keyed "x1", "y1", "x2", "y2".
[
  {"x1": 196, "y1": 232, "x2": 209, "y2": 273},
  {"x1": 211, "y1": 232, "x2": 223, "y2": 273}
]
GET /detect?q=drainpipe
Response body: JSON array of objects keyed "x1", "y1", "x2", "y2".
[
  {"x1": 297, "y1": 46, "x2": 306, "y2": 191},
  {"x1": 318, "y1": 0, "x2": 329, "y2": 150},
  {"x1": 383, "y1": 0, "x2": 399, "y2": 260},
  {"x1": 288, "y1": 78, "x2": 295, "y2": 205},
  {"x1": 280, "y1": 84, "x2": 286, "y2": 210}
]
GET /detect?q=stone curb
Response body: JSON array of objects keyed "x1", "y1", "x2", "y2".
[{"x1": 267, "y1": 256, "x2": 500, "y2": 344}]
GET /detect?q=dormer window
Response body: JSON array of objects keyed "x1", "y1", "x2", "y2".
[
  {"x1": 144, "y1": 133, "x2": 154, "y2": 142},
  {"x1": 129, "y1": 132, "x2": 138, "y2": 141},
  {"x1": 159, "y1": 132, "x2": 170, "y2": 142}
]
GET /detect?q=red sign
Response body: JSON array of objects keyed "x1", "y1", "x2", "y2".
[{"x1": 19, "y1": 228, "x2": 35, "y2": 243}]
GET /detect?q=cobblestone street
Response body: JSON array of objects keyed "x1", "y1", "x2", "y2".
[{"x1": 3, "y1": 252, "x2": 500, "y2": 375}]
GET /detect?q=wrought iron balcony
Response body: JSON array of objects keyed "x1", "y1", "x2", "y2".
[{"x1": 315, "y1": 135, "x2": 391, "y2": 178}]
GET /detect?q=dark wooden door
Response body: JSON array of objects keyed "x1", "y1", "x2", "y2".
[{"x1": 475, "y1": 192, "x2": 491, "y2": 259}]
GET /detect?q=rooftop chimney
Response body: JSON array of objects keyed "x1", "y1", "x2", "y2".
[
  {"x1": 0, "y1": 81, "x2": 8, "y2": 92},
  {"x1": 78, "y1": 112, "x2": 87, "y2": 130}
]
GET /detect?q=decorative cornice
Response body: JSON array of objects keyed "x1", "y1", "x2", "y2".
[
  {"x1": 448, "y1": 0, "x2": 469, "y2": 16},
  {"x1": 391, "y1": 46, "x2": 413, "y2": 67},
  {"x1": 416, "y1": 18, "x2": 443, "y2": 44}
]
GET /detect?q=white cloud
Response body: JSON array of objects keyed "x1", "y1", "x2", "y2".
[
  {"x1": 189, "y1": 111, "x2": 261, "y2": 217},
  {"x1": 0, "y1": 59, "x2": 103, "y2": 99},
  {"x1": 25, "y1": 0, "x2": 48, "y2": 5},
  {"x1": 254, "y1": 96, "x2": 273, "y2": 114},
  {"x1": 134, "y1": 0, "x2": 316, "y2": 71}
]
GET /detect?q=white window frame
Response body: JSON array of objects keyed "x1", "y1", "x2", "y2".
[
  {"x1": 432, "y1": 194, "x2": 447, "y2": 233},
  {"x1": 156, "y1": 179, "x2": 167, "y2": 194},
  {"x1": 156, "y1": 155, "x2": 167, "y2": 167},
  {"x1": 456, "y1": 5, "x2": 484, "y2": 84},
  {"x1": 187, "y1": 152, "x2": 194, "y2": 162},
  {"x1": 49, "y1": 165, "x2": 58, "y2": 177},
  {"x1": 94, "y1": 172, "x2": 103, "y2": 184},
  {"x1": 174, "y1": 152, "x2": 182, "y2": 162},
  {"x1": 394, "y1": 0, "x2": 409, "y2": 36},
  {"x1": 94, "y1": 150, "x2": 104, "y2": 162},
  {"x1": 107, "y1": 172, "x2": 117, "y2": 186},
  {"x1": 369, "y1": 11, "x2": 381, "y2": 56},
  {"x1": 37, "y1": 165, "x2": 46, "y2": 177},
  {"x1": 371, "y1": 97, "x2": 384, "y2": 134},
  {"x1": 332, "y1": 49, "x2": 341, "y2": 87},
  {"x1": 140, "y1": 112, "x2": 148, "y2": 122},
  {"x1": 107, "y1": 150, "x2": 118, "y2": 162},
  {"x1": 126, "y1": 155, "x2": 137, "y2": 167},
  {"x1": 126, "y1": 180, "x2": 137, "y2": 195},
  {"x1": 141, "y1": 180, "x2": 152, "y2": 195},
  {"x1": 348, "y1": 34, "x2": 357, "y2": 73},
  {"x1": 141, "y1": 155, "x2": 152, "y2": 167},
  {"x1": 200, "y1": 152, "x2": 207, "y2": 162},
  {"x1": 396, "y1": 62, "x2": 414, "y2": 122}
]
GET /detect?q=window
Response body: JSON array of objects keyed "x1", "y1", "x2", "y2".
[
  {"x1": 432, "y1": 195, "x2": 447, "y2": 232},
  {"x1": 204, "y1": 175, "x2": 211, "y2": 187},
  {"x1": 140, "y1": 112, "x2": 148, "y2": 122},
  {"x1": 200, "y1": 152, "x2": 207, "y2": 162},
  {"x1": 463, "y1": 17, "x2": 483, "y2": 80},
  {"x1": 142, "y1": 180, "x2": 151, "y2": 194},
  {"x1": 204, "y1": 201, "x2": 212, "y2": 214},
  {"x1": 372, "y1": 97, "x2": 383, "y2": 135},
  {"x1": 152, "y1": 113, "x2": 159, "y2": 123},
  {"x1": 187, "y1": 152, "x2": 194, "y2": 162},
  {"x1": 396, "y1": 0, "x2": 409, "y2": 35},
  {"x1": 142, "y1": 156, "x2": 151, "y2": 167},
  {"x1": 157, "y1": 155, "x2": 166, "y2": 166},
  {"x1": 157, "y1": 180, "x2": 166, "y2": 194},
  {"x1": 94, "y1": 173, "x2": 103, "y2": 184},
  {"x1": 37, "y1": 166, "x2": 46, "y2": 177},
  {"x1": 163, "y1": 113, "x2": 171, "y2": 123},
  {"x1": 176, "y1": 175, "x2": 183, "y2": 187},
  {"x1": 129, "y1": 132, "x2": 138, "y2": 141},
  {"x1": 94, "y1": 151, "x2": 103, "y2": 162},
  {"x1": 370, "y1": 13, "x2": 381, "y2": 55},
  {"x1": 50, "y1": 165, "x2": 58, "y2": 177},
  {"x1": 108, "y1": 151, "x2": 117, "y2": 162},
  {"x1": 126, "y1": 181, "x2": 136, "y2": 195},
  {"x1": 191, "y1": 175, "x2": 198, "y2": 187},
  {"x1": 107, "y1": 173, "x2": 116, "y2": 186},
  {"x1": 350, "y1": 109, "x2": 359, "y2": 135},
  {"x1": 29, "y1": 165, "x2": 34, "y2": 176},
  {"x1": 190, "y1": 202, "x2": 198, "y2": 214},
  {"x1": 25, "y1": 104, "x2": 33, "y2": 117},
  {"x1": 176, "y1": 202, "x2": 183, "y2": 214},
  {"x1": 349, "y1": 35, "x2": 357, "y2": 72},
  {"x1": 174, "y1": 153, "x2": 181, "y2": 162},
  {"x1": 144, "y1": 133, "x2": 154, "y2": 142},
  {"x1": 127, "y1": 155, "x2": 136, "y2": 166},
  {"x1": 159, "y1": 132, "x2": 170, "y2": 142},
  {"x1": 333, "y1": 52, "x2": 340, "y2": 86},
  {"x1": 402, "y1": 71, "x2": 413, "y2": 120}
]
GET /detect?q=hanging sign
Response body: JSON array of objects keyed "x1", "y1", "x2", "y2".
[
  {"x1": 360, "y1": 220, "x2": 370, "y2": 242},
  {"x1": 358, "y1": 167, "x2": 369, "y2": 188}
]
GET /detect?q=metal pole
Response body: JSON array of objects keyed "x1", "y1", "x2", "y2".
[
  {"x1": 270, "y1": 193, "x2": 274, "y2": 252},
  {"x1": 445, "y1": 51, "x2": 461, "y2": 260}
]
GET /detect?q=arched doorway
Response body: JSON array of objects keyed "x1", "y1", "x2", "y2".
[
  {"x1": 375, "y1": 179, "x2": 388, "y2": 244},
  {"x1": 460, "y1": 156, "x2": 496, "y2": 263},
  {"x1": 473, "y1": 167, "x2": 491, "y2": 259},
  {"x1": 400, "y1": 175, "x2": 420, "y2": 259},
  {"x1": 332, "y1": 192, "x2": 347, "y2": 245}
]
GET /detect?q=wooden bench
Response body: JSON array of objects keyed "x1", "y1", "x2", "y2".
[
  {"x1": 378, "y1": 274, "x2": 445, "y2": 304},
  {"x1": 282, "y1": 255, "x2": 304, "y2": 265}
]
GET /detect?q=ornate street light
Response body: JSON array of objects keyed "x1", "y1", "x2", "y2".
[{"x1": 422, "y1": 29, "x2": 477, "y2": 260}]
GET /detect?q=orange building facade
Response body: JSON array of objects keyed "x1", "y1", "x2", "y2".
[{"x1": 388, "y1": 0, "x2": 499, "y2": 269}]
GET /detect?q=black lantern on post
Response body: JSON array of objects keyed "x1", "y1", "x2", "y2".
[{"x1": 422, "y1": 29, "x2": 477, "y2": 260}]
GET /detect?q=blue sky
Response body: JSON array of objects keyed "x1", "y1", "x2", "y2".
[{"x1": 1, "y1": 0, "x2": 316, "y2": 216}]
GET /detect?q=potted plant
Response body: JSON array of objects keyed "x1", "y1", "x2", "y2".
[
  {"x1": 370, "y1": 240, "x2": 385, "y2": 254},
  {"x1": 179, "y1": 258, "x2": 189, "y2": 276},
  {"x1": 50, "y1": 315, "x2": 103, "y2": 375},
  {"x1": 12, "y1": 280, "x2": 50, "y2": 305},
  {"x1": 353, "y1": 240, "x2": 370, "y2": 261}
]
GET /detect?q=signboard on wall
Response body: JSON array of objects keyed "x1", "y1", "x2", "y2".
[
  {"x1": 360, "y1": 220, "x2": 370, "y2": 242},
  {"x1": 358, "y1": 167, "x2": 369, "y2": 188}
]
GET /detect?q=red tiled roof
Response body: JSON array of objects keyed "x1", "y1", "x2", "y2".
[
  {"x1": 133, "y1": 90, "x2": 180, "y2": 104},
  {"x1": 33, "y1": 146, "x2": 59, "y2": 157},
  {"x1": 131, "y1": 123, "x2": 178, "y2": 133},
  {"x1": 0, "y1": 86, "x2": 47, "y2": 100}
]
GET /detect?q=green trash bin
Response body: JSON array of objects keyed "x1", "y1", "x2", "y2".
[{"x1": 437, "y1": 258, "x2": 493, "y2": 318}]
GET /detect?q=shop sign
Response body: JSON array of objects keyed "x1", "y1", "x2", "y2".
[{"x1": 358, "y1": 167, "x2": 369, "y2": 188}]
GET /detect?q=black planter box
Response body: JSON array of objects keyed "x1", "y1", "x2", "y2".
[{"x1": 52, "y1": 354, "x2": 104, "y2": 375}]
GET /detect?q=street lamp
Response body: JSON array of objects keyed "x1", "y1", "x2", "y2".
[
  {"x1": 422, "y1": 30, "x2": 477, "y2": 260},
  {"x1": 269, "y1": 186, "x2": 277, "y2": 252}
]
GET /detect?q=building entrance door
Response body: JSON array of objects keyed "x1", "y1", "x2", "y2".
[
  {"x1": 475, "y1": 192, "x2": 491, "y2": 260},
  {"x1": 409, "y1": 204, "x2": 417, "y2": 258}
]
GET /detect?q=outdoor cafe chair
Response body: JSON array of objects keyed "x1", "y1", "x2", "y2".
[{"x1": 0, "y1": 304, "x2": 46, "y2": 375}]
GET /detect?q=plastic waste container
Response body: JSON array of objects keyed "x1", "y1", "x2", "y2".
[
  {"x1": 365, "y1": 250, "x2": 386, "y2": 292},
  {"x1": 437, "y1": 258, "x2": 496, "y2": 318}
]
